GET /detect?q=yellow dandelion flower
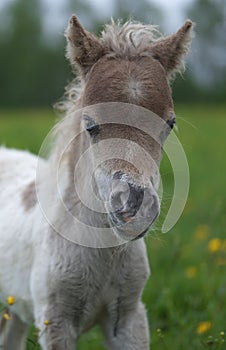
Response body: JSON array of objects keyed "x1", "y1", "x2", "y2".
[
  {"x1": 208, "y1": 238, "x2": 222, "y2": 253},
  {"x1": 44, "y1": 319, "x2": 50, "y2": 326},
  {"x1": 7, "y1": 296, "x2": 15, "y2": 305},
  {"x1": 185, "y1": 266, "x2": 197, "y2": 279},
  {"x1": 195, "y1": 225, "x2": 210, "y2": 241},
  {"x1": 220, "y1": 331, "x2": 225, "y2": 337},
  {"x1": 196, "y1": 321, "x2": 212, "y2": 334},
  {"x1": 3, "y1": 313, "x2": 11, "y2": 321}
]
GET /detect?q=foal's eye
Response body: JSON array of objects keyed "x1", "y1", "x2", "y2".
[
  {"x1": 83, "y1": 115, "x2": 100, "y2": 136},
  {"x1": 167, "y1": 117, "x2": 176, "y2": 130}
]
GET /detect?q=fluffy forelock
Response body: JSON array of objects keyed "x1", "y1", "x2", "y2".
[{"x1": 100, "y1": 20, "x2": 162, "y2": 58}]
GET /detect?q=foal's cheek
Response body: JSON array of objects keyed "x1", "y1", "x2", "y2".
[{"x1": 147, "y1": 145, "x2": 162, "y2": 171}]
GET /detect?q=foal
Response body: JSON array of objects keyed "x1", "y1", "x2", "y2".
[{"x1": 0, "y1": 15, "x2": 193, "y2": 349}]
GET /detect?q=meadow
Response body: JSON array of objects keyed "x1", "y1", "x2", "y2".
[{"x1": 0, "y1": 104, "x2": 226, "y2": 350}]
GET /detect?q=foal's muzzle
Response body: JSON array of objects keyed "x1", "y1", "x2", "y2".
[{"x1": 109, "y1": 180, "x2": 160, "y2": 238}]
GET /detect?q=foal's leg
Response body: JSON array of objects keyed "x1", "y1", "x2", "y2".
[
  {"x1": 34, "y1": 305, "x2": 77, "y2": 350},
  {"x1": 31, "y1": 258, "x2": 78, "y2": 349},
  {"x1": 0, "y1": 312, "x2": 28, "y2": 350},
  {"x1": 101, "y1": 301, "x2": 150, "y2": 350},
  {"x1": 37, "y1": 321, "x2": 77, "y2": 350}
]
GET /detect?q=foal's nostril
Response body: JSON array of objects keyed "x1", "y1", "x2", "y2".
[
  {"x1": 110, "y1": 183, "x2": 144, "y2": 222},
  {"x1": 126, "y1": 184, "x2": 144, "y2": 214},
  {"x1": 139, "y1": 186, "x2": 159, "y2": 219}
]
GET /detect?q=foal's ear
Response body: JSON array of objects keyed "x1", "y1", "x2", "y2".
[
  {"x1": 151, "y1": 20, "x2": 193, "y2": 78},
  {"x1": 65, "y1": 15, "x2": 104, "y2": 75}
]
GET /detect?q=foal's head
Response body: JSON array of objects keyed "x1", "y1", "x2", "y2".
[{"x1": 64, "y1": 15, "x2": 193, "y2": 241}]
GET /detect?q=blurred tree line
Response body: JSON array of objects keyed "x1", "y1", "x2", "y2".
[{"x1": 0, "y1": 0, "x2": 225, "y2": 108}]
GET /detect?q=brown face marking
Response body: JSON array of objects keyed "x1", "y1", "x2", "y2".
[
  {"x1": 22, "y1": 181, "x2": 37, "y2": 211},
  {"x1": 83, "y1": 56, "x2": 174, "y2": 119},
  {"x1": 79, "y1": 56, "x2": 172, "y2": 180}
]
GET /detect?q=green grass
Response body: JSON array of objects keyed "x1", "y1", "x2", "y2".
[{"x1": 0, "y1": 105, "x2": 226, "y2": 349}]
